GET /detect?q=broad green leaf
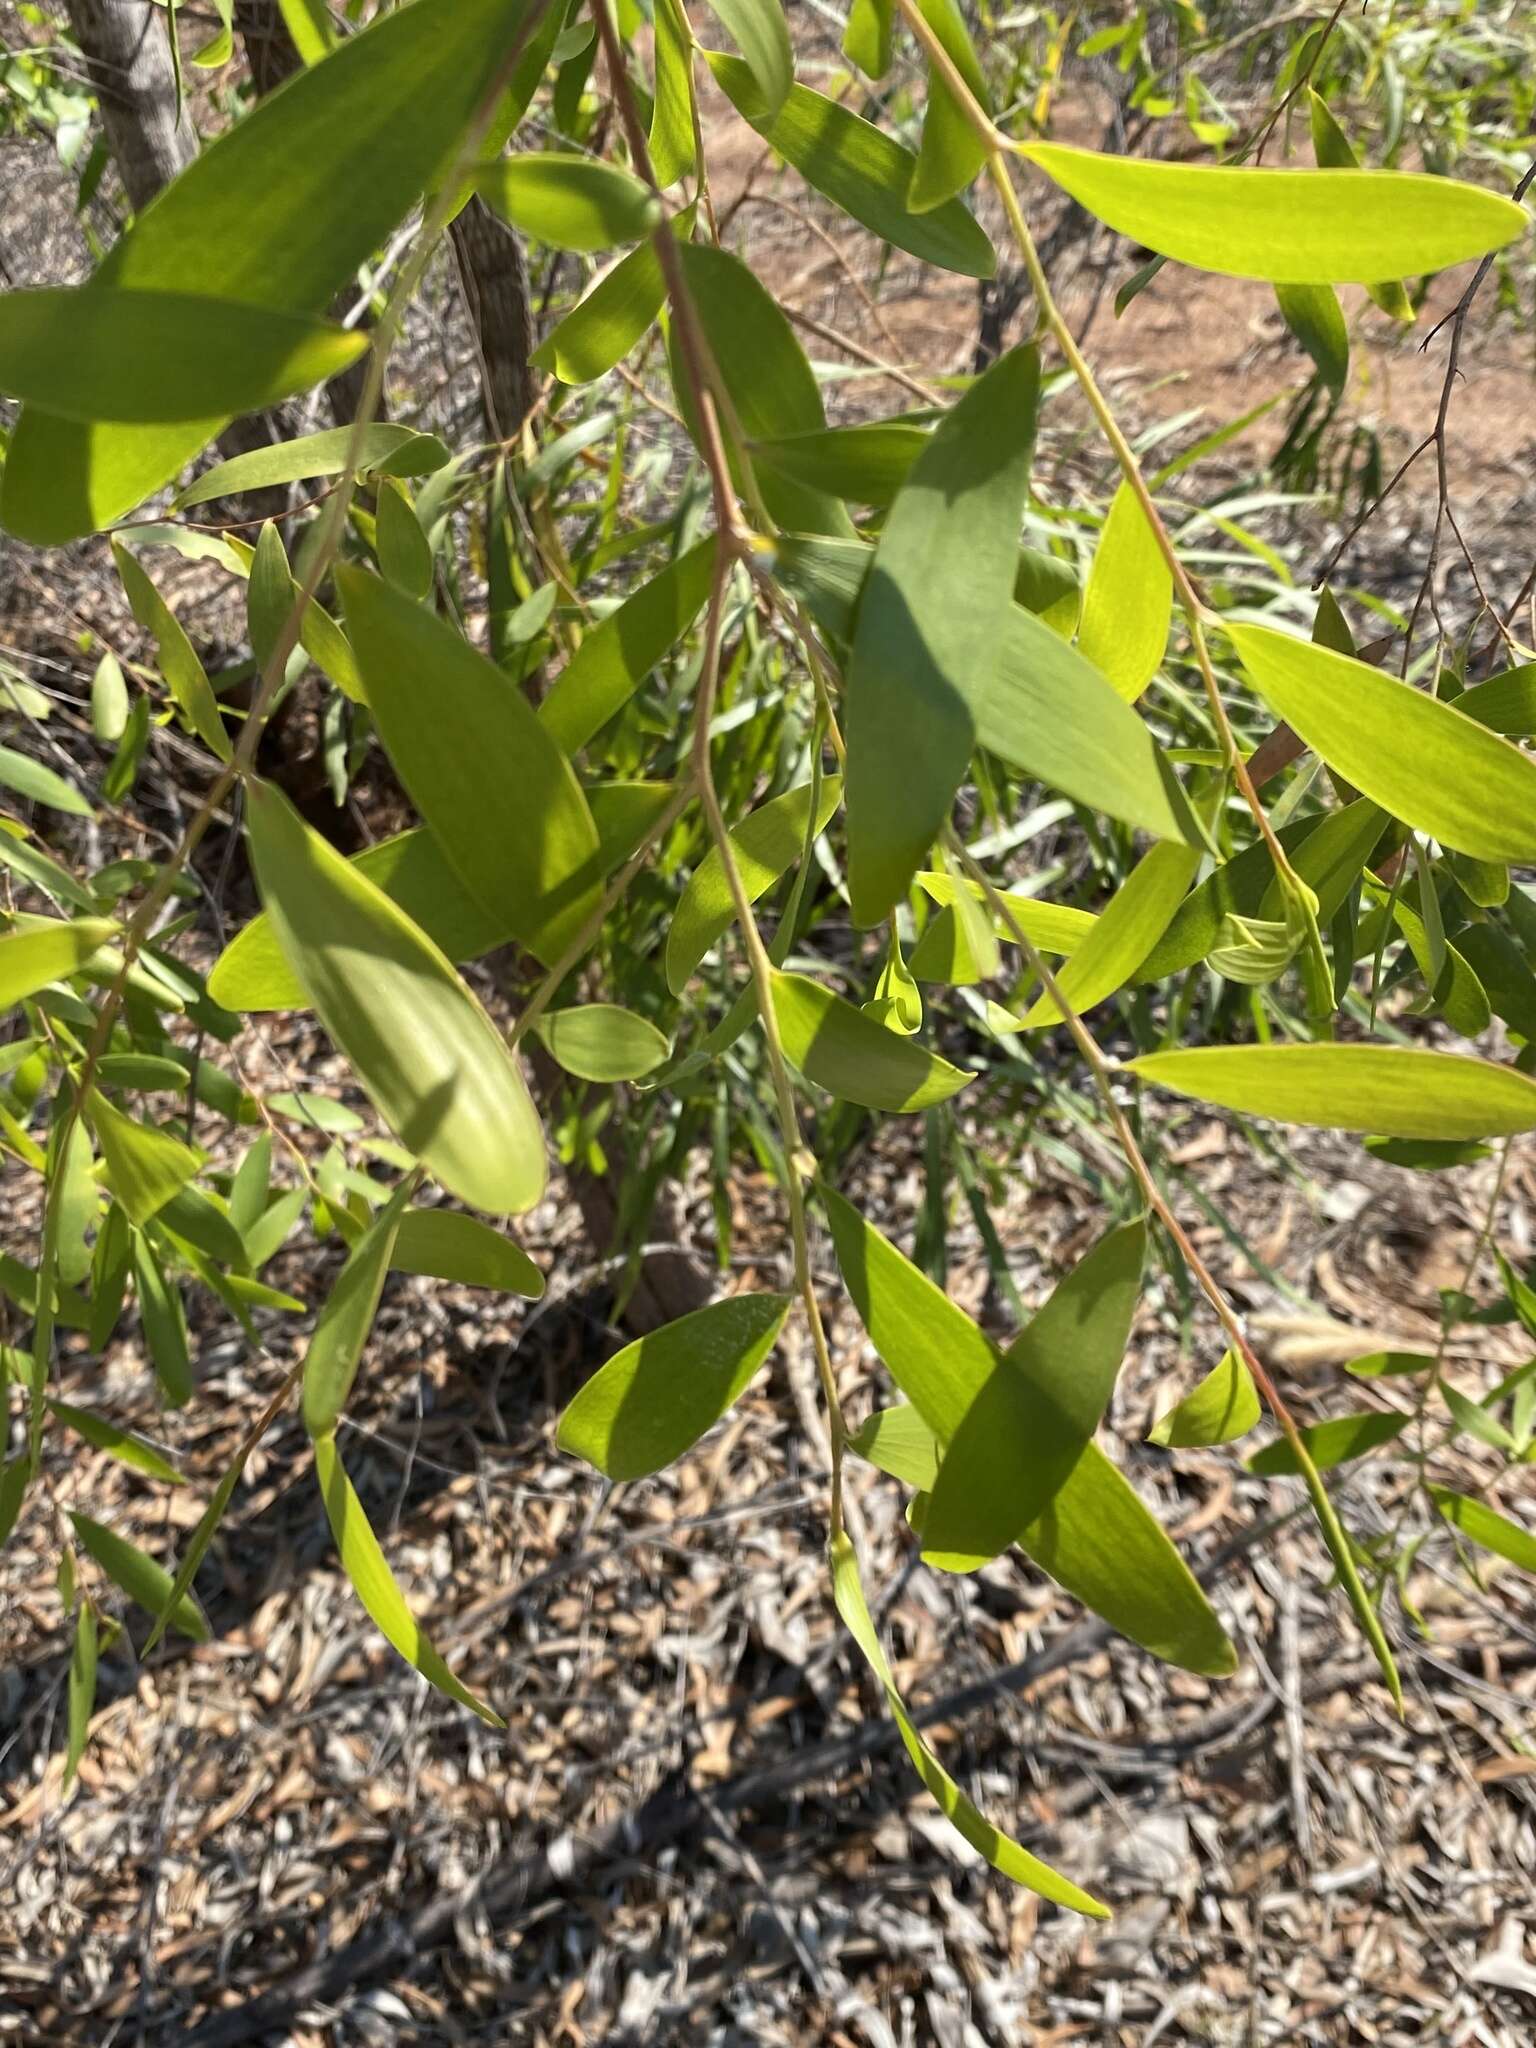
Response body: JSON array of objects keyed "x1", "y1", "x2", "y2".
[
  {"x1": 64, "y1": 1600, "x2": 97, "y2": 1790},
  {"x1": 1130, "y1": 1043, "x2": 1536, "y2": 1142},
  {"x1": 374, "y1": 480, "x2": 435, "y2": 602},
  {"x1": 532, "y1": 238, "x2": 668, "y2": 385},
  {"x1": 175, "y1": 425, "x2": 450, "y2": 510},
  {"x1": 0, "y1": 289, "x2": 366, "y2": 422},
  {"x1": 703, "y1": 0, "x2": 792, "y2": 115},
  {"x1": 535, "y1": 1003, "x2": 670, "y2": 1081},
  {"x1": 132, "y1": 1231, "x2": 192, "y2": 1406},
  {"x1": 831, "y1": 1531, "x2": 1108, "y2": 1914},
  {"x1": 1429, "y1": 1488, "x2": 1536, "y2": 1576},
  {"x1": 666, "y1": 775, "x2": 843, "y2": 993},
  {"x1": 1, "y1": 0, "x2": 534, "y2": 543},
  {"x1": 1017, "y1": 840, "x2": 1200, "y2": 1028},
  {"x1": 303, "y1": 1181, "x2": 414, "y2": 1439},
  {"x1": 650, "y1": 0, "x2": 697, "y2": 187},
  {"x1": 1017, "y1": 143, "x2": 1528, "y2": 284},
  {"x1": 69, "y1": 1510, "x2": 207, "y2": 1640},
  {"x1": 847, "y1": 346, "x2": 1040, "y2": 923},
  {"x1": 558, "y1": 1292, "x2": 791, "y2": 1478},
  {"x1": 49, "y1": 1399, "x2": 184, "y2": 1484},
  {"x1": 112, "y1": 542, "x2": 232, "y2": 763},
  {"x1": 1148, "y1": 1350, "x2": 1260, "y2": 1447},
  {"x1": 244, "y1": 779, "x2": 546, "y2": 1215},
  {"x1": 1456, "y1": 925, "x2": 1536, "y2": 1046},
  {"x1": 822, "y1": 1186, "x2": 1236, "y2": 1674},
  {"x1": 1226, "y1": 624, "x2": 1536, "y2": 865},
  {"x1": 0, "y1": 746, "x2": 93, "y2": 817},
  {"x1": 475, "y1": 154, "x2": 662, "y2": 250},
  {"x1": 706, "y1": 58, "x2": 995, "y2": 278},
  {"x1": 1248, "y1": 1410, "x2": 1409, "y2": 1476},
  {"x1": 750, "y1": 422, "x2": 929, "y2": 508},
  {"x1": 0, "y1": 830, "x2": 99, "y2": 912},
  {"x1": 923, "y1": 1221, "x2": 1146, "y2": 1571},
  {"x1": 209, "y1": 784, "x2": 677, "y2": 1011},
  {"x1": 391, "y1": 1209, "x2": 543, "y2": 1297},
  {"x1": 1459, "y1": 662, "x2": 1536, "y2": 739},
  {"x1": 847, "y1": 1404, "x2": 940, "y2": 1491},
  {"x1": 771, "y1": 971, "x2": 971, "y2": 1112},
  {"x1": 313, "y1": 1433, "x2": 502, "y2": 1724},
  {"x1": 1076, "y1": 481, "x2": 1172, "y2": 702},
  {"x1": 909, "y1": 0, "x2": 990, "y2": 213},
  {"x1": 87, "y1": 1089, "x2": 200, "y2": 1224},
  {"x1": 540, "y1": 538, "x2": 717, "y2": 754},
  {"x1": 1275, "y1": 281, "x2": 1349, "y2": 397},
  {"x1": 340, "y1": 566, "x2": 602, "y2": 963},
  {"x1": 0, "y1": 918, "x2": 116, "y2": 1010}
]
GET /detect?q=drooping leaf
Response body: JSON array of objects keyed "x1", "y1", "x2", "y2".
[
  {"x1": 649, "y1": 0, "x2": 697, "y2": 187},
  {"x1": 244, "y1": 779, "x2": 547, "y2": 1215},
  {"x1": 531, "y1": 237, "x2": 668, "y2": 385},
  {"x1": 302, "y1": 1181, "x2": 414, "y2": 1439},
  {"x1": 313, "y1": 1433, "x2": 502, "y2": 1724},
  {"x1": 1248, "y1": 1410, "x2": 1409, "y2": 1476},
  {"x1": 1428, "y1": 1488, "x2": 1536, "y2": 1576},
  {"x1": 475, "y1": 153, "x2": 662, "y2": 250},
  {"x1": 703, "y1": 0, "x2": 792, "y2": 115},
  {"x1": 539, "y1": 538, "x2": 717, "y2": 754},
  {"x1": 1458, "y1": 662, "x2": 1536, "y2": 739},
  {"x1": 557, "y1": 1293, "x2": 791, "y2": 1479},
  {"x1": 0, "y1": 918, "x2": 116, "y2": 1011},
  {"x1": 908, "y1": 0, "x2": 991, "y2": 213},
  {"x1": 49, "y1": 1399, "x2": 184, "y2": 1483},
  {"x1": 1017, "y1": 143, "x2": 1527, "y2": 284},
  {"x1": 175, "y1": 424, "x2": 450, "y2": 510},
  {"x1": 846, "y1": 346, "x2": 1041, "y2": 924},
  {"x1": 1148, "y1": 1350, "x2": 1261, "y2": 1447},
  {"x1": 535, "y1": 1003, "x2": 670, "y2": 1081},
  {"x1": 909, "y1": 873, "x2": 1095, "y2": 986},
  {"x1": 842, "y1": 0, "x2": 892, "y2": 76},
  {"x1": 156, "y1": 1185, "x2": 249, "y2": 1270},
  {"x1": 750, "y1": 422, "x2": 930, "y2": 508},
  {"x1": 1130, "y1": 1044, "x2": 1536, "y2": 1142},
  {"x1": 390, "y1": 1209, "x2": 544, "y2": 1297},
  {"x1": 86, "y1": 1089, "x2": 200, "y2": 1225},
  {"x1": 847, "y1": 1404, "x2": 940, "y2": 1491},
  {"x1": 1017, "y1": 840, "x2": 1200, "y2": 1028},
  {"x1": 0, "y1": 747, "x2": 93, "y2": 817},
  {"x1": 1275, "y1": 281, "x2": 1350, "y2": 396},
  {"x1": 374, "y1": 480, "x2": 435, "y2": 602},
  {"x1": 132, "y1": 1230, "x2": 192, "y2": 1407},
  {"x1": 69, "y1": 1510, "x2": 207, "y2": 1640},
  {"x1": 111, "y1": 542, "x2": 233, "y2": 762},
  {"x1": 1226, "y1": 624, "x2": 1536, "y2": 865},
  {"x1": 1307, "y1": 89, "x2": 1415, "y2": 322},
  {"x1": 64, "y1": 1599, "x2": 97, "y2": 1789},
  {"x1": 1076, "y1": 480, "x2": 1172, "y2": 702},
  {"x1": 0, "y1": 288, "x2": 366, "y2": 421},
  {"x1": 831, "y1": 1532, "x2": 1108, "y2": 1914},
  {"x1": 666, "y1": 776, "x2": 843, "y2": 993},
  {"x1": 771, "y1": 972, "x2": 971, "y2": 1112},
  {"x1": 922, "y1": 1221, "x2": 1147, "y2": 1571}
]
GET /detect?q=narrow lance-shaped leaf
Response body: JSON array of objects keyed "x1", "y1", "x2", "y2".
[
  {"x1": 1076, "y1": 480, "x2": 1172, "y2": 702},
  {"x1": 909, "y1": 0, "x2": 991, "y2": 213},
  {"x1": 391, "y1": 1209, "x2": 544, "y2": 1297},
  {"x1": 244, "y1": 779, "x2": 547, "y2": 1215},
  {"x1": 1275, "y1": 282, "x2": 1350, "y2": 397},
  {"x1": 132, "y1": 1230, "x2": 192, "y2": 1407},
  {"x1": 303, "y1": 1180, "x2": 415, "y2": 1440},
  {"x1": 69, "y1": 1510, "x2": 207, "y2": 1640},
  {"x1": 374, "y1": 480, "x2": 434, "y2": 602},
  {"x1": 540, "y1": 537, "x2": 717, "y2": 753},
  {"x1": 49, "y1": 1398, "x2": 184, "y2": 1484},
  {"x1": 86, "y1": 1089, "x2": 200, "y2": 1225},
  {"x1": 532, "y1": 210, "x2": 696, "y2": 385},
  {"x1": 1429, "y1": 1488, "x2": 1536, "y2": 1577},
  {"x1": 666, "y1": 775, "x2": 843, "y2": 993},
  {"x1": 1017, "y1": 840, "x2": 1201, "y2": 1028},
  {"x1": 1148, "y1": 1350, "x2": 1261, "y2": 1448},
  {"x1": 558, "y1": 1293, "x2": 791, "y2": 1479},
  {"x1": 771, "y1": 972, "x2": 971, "y2": 1113},
  {"x1": 831, "y1": 1532, "x2": 1109, "y2": 1915},
  {"x1": 1248, "y1": 1410, "x2": 1409, "y2": 1476},
  {"x1": 64, "y1": 1601, "x2": 98, "y2": 1791},
  {"x1": 474, "y1": 154, "x2": 663, "y2": 251},
  {"x1": 847, "y1": 346, "x2": 1041, "y2": 924},
  {"x1": 650, "y1": 0, "x2": 697, "y2": 187},
  {"x1": 175, "y1": 424, "x2": 450, "y2": 510},
  {"x1": 703, "y1": 0, "x2": 792, "y2": 116},
  {"x1": 313, "y1": 1434, "x2": 502, "y2": 1725},
  {"x1": 1308, "y1": 91, "x2": 1415, "y2": 322},
  {"x1": 112, "y1": 542, "x2": 233, "y2": 763}
]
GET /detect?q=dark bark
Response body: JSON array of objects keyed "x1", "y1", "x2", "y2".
[
  {"x1": 60, "y1": 0, "x2": 197, "y2": 208},
  {"x1": 449, "y1": 194, "x2": 536, "y2": 440}
]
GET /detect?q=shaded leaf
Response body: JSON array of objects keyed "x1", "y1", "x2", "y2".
[
  {"x1": 1248, "y1": 1410, "x2": 1409, "y2": 1476},
  {"x1": 535, "y1": 1003, "x2": 670, "y2": 1081},
  {"x1": 303, "y1": 1181, "x2": 414, "y2": 1439},
  {"x1": 771, "y1": 971, "x2": 970, "y2": 1112},
  {"x1": 70, "y1": 1510, "x2": 207, "y2": 1639},
  {"x1": 391, "y1": 1209, "x2": 543, "y2": 1297}
]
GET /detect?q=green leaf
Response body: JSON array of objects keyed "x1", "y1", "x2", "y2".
[
  {"x1": 848, "y1": 1403, "x2": 940, "y2": 1491},
  {"x1": 1017, "y1": 143, "x2": 1528, "y2": 284},
  {"x1": 1307, "y1": 90, "x2": 1414, "y2": 322},
  {"x1": 70, "y1": 1510, "x2": 207, "y2": 1640},
  {"x1": 374, "y1": 479, "x2": 435, "y2": 602},
  {"x1": 923, "y1": 1221, "x2": 1147, "y2": 1572},
  {"x1": 313, "y1": 1433, "x2": 502, "y2": 1724},
  {"x1": 390, "y1": 1209, "x2": 544, "y2": 1297},
  {"x1": 246, "y1": 520, "x2": 294, "y2": 678},
  {"x1": 703, "y1": 0, "x2": 792, "y2": 116},
  {"x1": 1458, "y1": 662, "x2": 1536, "y2": 739},
  {"x1": 847, "y1": 346, "x2": 1041, "y2": 924},
  {"x1": 666, "y1": 776, "x2": 843, "y2": 994},
  {"x1": 156, "y1": 1185, "x2": 249, "y2": 1270},
  {"x1": 0, "y1": 918, "x2": 116, "y2": 1010},
  {"x1": 64, "y1": 1599, "x2": 97, "y2": 1790},
  {"x1": 0, "y1": 744, "x2": 94, "y2": 817},
  {"x1": 339, "y1": 566, "x2": 602, "y2": 963},
  {"x1": 842, "y1": 0, "x2": 892, "y2": 76},
  {"x1": 1344, "y1": 1349, "x2": 1437, "y2": 1378},
  {"x1": 1275, "y1": 281, "x2": 1350, "y2": 397},
  {"x1": 771, "y1": 971, "x2": 971, "y2": 1112},
  {"x1": 1, "y1": 0, "x2": 536, "y2": 543},
  {"x1": 1148, "y1": 1349, "x2": 1260, "y2": 1446},
  {"x1": 174, "y1": 424, "x2": 449, "y2": 510},
  {"x1": 112, "y1": 541, "x2": 232, "y2": 763},
  {"x1": 706, "y1": 57, "x2": 995, "y2": 278},
  {"x1": 1129, "y1": 1044, "x2": 1536, "y2": 1142},
  {"x1": 649, "y1": 0, "x2": 697, "y2": 187},
  {"x1": 1247, "y1": 1410, "x2": 1409, "y2": 1475},
  {"x1": 1428, "y1": 1487, "x2": 1536, "y2": 1576},
  {"x1": 0, "y1": 288, "x2": 367, "y2": 421},
  {"x1": 132, "y1": 1229, "x2": 192, "y2": 1406},
  {"x1": 244, "y1": 779, "x2": 546, "y2": 1215},
  {"x1": 1226, "y1": 624, "x2": 1536, "y2": 865},
  {"x1": 1017, "y1": 840, "x2": 1200, "y2": 1028},
  {"x1": 864, "y1": 930, "x2": 922, "y2": 1034},
  {"x1": 830, "y1": 1531, "x2": 1108, "y2": 1914},
  {"x1": 750, "y1": 422, "x2": 930, "y2": 508},
  {"x1": 535, "y1": 1003, "x2": 671, "y2": 1081},
  {"x1": 532, "y1": 237, "x2": 669, "y2": 385},
  {"x1": 1076, "y1": 480, "x2": 1172, "y2": 703},
  {"x1": 557, "y1": 1292, "x2": 791, "y2": 1478},
  {"x1": 302, "y1": 1181, "x2": 414, "y2": 1439},
  {"x1": 90, "y1": 652, "x2": 129, "y2": 742},
  {"x1": 49, "y1": 1399, "x2": 184, "y2": 1483},
  {"x1": 1456, "y1": 924, "x2": 1536, "y2": 1046},
  {"x1": 909, "y1": 0, "x2": 990, "y2": 212},
  {"x1": 1440, "y1": 1382, "x2": 1517, "y2": 1454},
  {"x1": 475, "y1": 153, "x2": 662, "y2": 250},
  {"x1": 277, "y1": 0, "x2": 337, "y2": 63},
  {"x1": 822, "y1": 1186, "x2": 1236, "y2": 1674},
  {"x1": 539, "y1": 537, "x2": 717, "y2": 754},
  {"x1": 908, "y1": 885, "x2": 1094, "y2": 985},
  {"x1": 87, "y1": 1089, "x2": 200, "y2": 1225}
]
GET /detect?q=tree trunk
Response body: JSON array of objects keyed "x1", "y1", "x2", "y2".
[
  {"x1": 61, "y1": 0, "x2": 197, "y2": 208},
  {"x1": 449, "y1": 196, "x2": 535, "y2": 441}
]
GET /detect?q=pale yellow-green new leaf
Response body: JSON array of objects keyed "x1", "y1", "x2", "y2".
[
  {"x1": 1148, "y1": 1350, "x2": 1260, "y2": 1447},
  {"x1": 1076, "y1": 480, "x2": 1171, "y2": 703},
  {"x1": 244, "y1": 780, "x2": 546, "y2": 1215},
  {"x1": 0, "y1": 918, "x2": 115, "y2": 1011},
  {"x1": 1227, "y1": 623, "x2": 1536, "y2": 865},
  {"x1": 1130, "y1": 1044, "x2": 1536, "y2": 1142},
  {"x1": 1018, "y1": 143, "x2": 1528, "y2": 284},
  {"x1": 1017, "y1": 840, "x2": 1200, "y2": 1028},
  {"x1": 313, "y1": 1434, "x2": 502, "y2": 1725}
]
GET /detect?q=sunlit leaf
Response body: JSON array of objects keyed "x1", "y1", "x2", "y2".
[
  {"x1": 1275, "y1": 281, "x2": 1349, "y2": 397},
  {"x1": 650, "y1": 0, "x2": 697, "y2": 187},
  {"x1": 86, "y1": 1089, "x2": 200, "y2": 1225},
  {"x1": 0, "y1": 918, "x2": 116, "y2": 1011},
  {"x1": 540, "y1": 538, "x2": 717, "y2": 753},
  {"x1": 1017, "y1": 840, "x2": 1200, "y2": 1028},
  {"x1": 175, "y1": 424, "x2": 449, "y2": 510},
  {"x1": 70, "y1": 1510, "x2": 207, "y2": 1640},
  {"x1": 666, "y1": 776, "x2": 843, "y2": 993},
  {"x1": 49, "y1": 1399, "x2": 184, "y2": 1484},
  {"x1": 1077, "y1": 481, "x2": 1172, "y2": 702},
  {"x1": 771, "y1": 971, "x2": 970, "y2": 1112},
  {"x1": 475, "y1": 153, "x2": 662, "y2": 250},
  {"x1": 1429, "y1": 1487, "x2": 1536, "y2": 1576},
  {"x1": 703, "y1": 0, "x2": 792, "y2": 115},
  {"x1": 302, "y1": 1181, "x2": 414, "y2": 1439},
  {"x1": 1147, "y1": 1349, "x2": 1260, "y2": 1447},
  {"x1": 64, "y1": 1599, "x2": 97, "y2": 1790},
  {"x1": 909, "y1": 0, "x2": 990, "y2": 212}
]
